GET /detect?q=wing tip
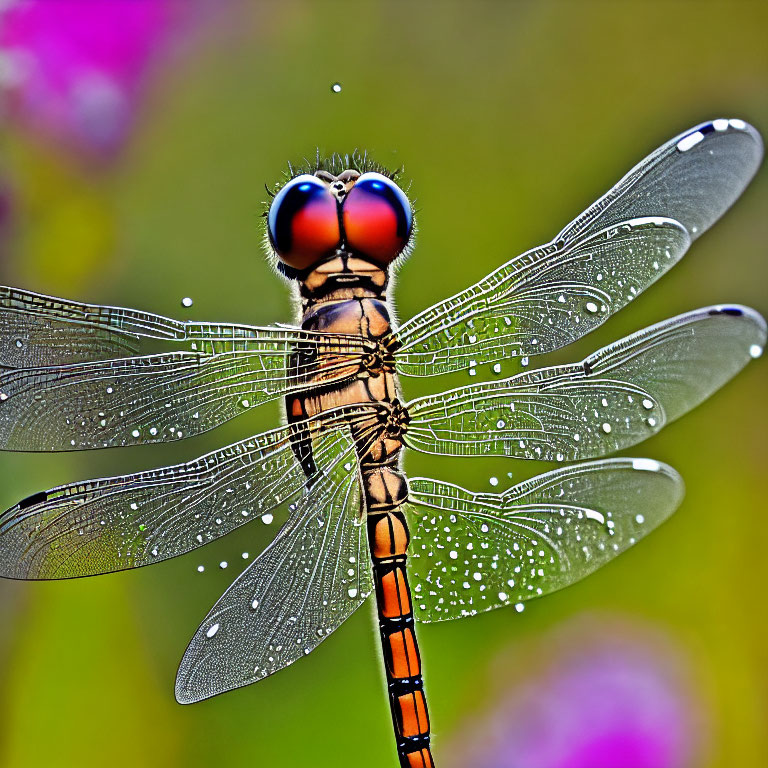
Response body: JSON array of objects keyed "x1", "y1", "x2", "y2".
[
  {"x1": 688, "y1": 118, "x2": 764, "y2": 155},
  {"x1": 706, "y1": 304, "x2": 767, "y2": 351}
]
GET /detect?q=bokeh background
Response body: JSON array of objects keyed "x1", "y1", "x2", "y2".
[{"x1": 0, "y1": 2, "x2": 766, "y2": 767}]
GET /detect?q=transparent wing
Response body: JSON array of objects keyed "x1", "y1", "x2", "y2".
[
  {"x1": 407, "y1": 458, "x2": 684, "y2": 622},
  {"x1": 0, "y1": 344, "x2": 366, "y2": 451},
  {"x1": 0, "y1": 407, "x2": 373, "y2": 579},
  {"x1": 405, "y1": 305, "x2": 766, "y2": 460},
  {"x1": 175, "y1": 444, "x2": 370, "y2": 703},
  {"x1": 0, "y1": 286, "x2": 375, "y2": 450},
  {"x1": 395, "y1": 119, "x2": 763, "y2": 375}
]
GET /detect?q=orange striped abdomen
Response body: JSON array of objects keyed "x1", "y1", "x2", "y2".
[{"x1": 288, "y1": 293, "x2": 434, "y2": 768}]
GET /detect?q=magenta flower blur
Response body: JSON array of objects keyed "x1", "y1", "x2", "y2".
[
  {"x1": 448, "y1": 617, "x2": 705, "y2": 768},
  {"x1": 0, "y1": 0, "x2": 202, "y2": 155}
]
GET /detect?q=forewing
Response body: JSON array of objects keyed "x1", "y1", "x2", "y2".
[
  {"x1": 407, "y1": 458, "x2": 684, "y2": 622},
  {"x1": 175, "y1": 444, "x2": 370, "y2": 703},
  {"x1": 395, "y1": 120, "x2": 763, "y2": 375},
  {"x1": 0, "y1": 345, "x2": 364, "y2": 451},
  {"x1": 0, "y1": 286, "x2": 372, "y2": 450},
  {"x1": 404, "y1": 306, "x2": 766, "y2": 460},
  {"x1": 0, "y1": 411, "x2": 369, "y2": 579}
]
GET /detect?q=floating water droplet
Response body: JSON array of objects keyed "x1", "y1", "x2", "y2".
[
  {"x1": 251, "y1": 599, "x2": 259, "y2": 610},
  {"x1": 262, "y1": 513, "x2": 274, "y2": 525},
  {"x1": 197, "y1": 565, "x2": 205, "y2": 573},
  {"x1": 181, "y1": 297, "x2": 194, "y2": 308},
  {"x1": 601, "y1": 422, "x2": 612, "y2": 433},
  {"x1": 449, "y1": 550, "x2": 458, "y2": 560},
  {"x1": 492, "y1": 363, "x2": 501, "y2": 374},
  {"x1": 514, "y1": 602, "x2": 525, "y2": 613},
  {"x1": 642, "y1": 398, "x2": 654, "y2": 410},
  {"x1": 585, "y1": 302, "x2": 598, "y2": 313},
  {"x1": 750, "y1": 344, "x2": 763, "y2": 359},
  {"x1": 131, "y1": 429, "x2": 140, "y2": 438},
  {"x1": 347, "y1": 588, "x2": 358, "y2": 598},
  {"x1": 242, "y1": 552, "x2": 249, "y2": 559},
  {"x1": 0, "y1": 393, "x2": 7, "y2": 401},
  {"x1": 498, "y1": 591, "x2": 508, "y2": 602},
  {"x1": 331, "y1": 82, "x2": 342, "y2": 93},
  {"x1": 489, "y1": 476, "x2": 499, "y2": 487},
  {"x1": 635, "y1": 514, "x2": 645, "y2": 524},
  {"x1": 206, "y1": 623, "x2": 220, "y2": 638},
  {"x1": 241, "y1": 399, "x2": 250, "y2": 408},
  {"x1": 219, "y1": 560, "x2": 228, "y2": 569}
]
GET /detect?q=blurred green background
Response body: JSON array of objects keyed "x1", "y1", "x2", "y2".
[{"x1": 0, "y1": 1, "x2": 766, "y2": 766}]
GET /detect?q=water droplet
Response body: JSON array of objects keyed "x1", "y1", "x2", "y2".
[
  {"x1": 750, "y1": 344, "x2": 763, "y2": 359},
  {"x1": 449, "y1": 550, "x2": 458, "y2": 560},
  {"x1": 601, "y1": 422, "x2": 612, "y2": 433},
  {"x1": 347, "y1": 587, "x2": 358, "y2": 598},
  {"x1": 0, "y1": 393, "x2": 7, "y2": 401},
  {"x1": 219, "y1": 560, "x2": 228, "y2": 569},
  {"x1": 642, "y1": 398, "x2": 654, "y2": 410},
  {"x1": 197, "y1": 565, "x2": 205, "y2": 573},
  {"x1": 498, "y1": 591, "x2": 508, "y2": 601},
  {"x1": 131, "y1": 429, "x2": 140, "y2": 438},
  {"x1": 489, "y1": 476, "x2": 499, "y2": 487},
  {"x1": 585, "y1": 302, "x2": 598, "y2": 313},
  {"x1": 242, "y1": 552, "x2": 249, "y2": 559},
  {"x1": 514, "y1": 602, "x2": 525, "y2": 613},
  {"x1": 262, "y1": 513, "x2": 274, "y2": 525},
  {"x1": 241, "y1": 399, "x2": 251, "y2": 408},
  {"x1": 492, "y1": 363, "x2": 501, "y2": 374},
  {"x1": 181, "y1": 297, "x2": 194, "y2": 308},
  {"x1": 206, "y1": 623, "x2": 220, "y2": 638},
  {"x1": 331, "y1": 82, "x2": 342, "y2": 93},
  {"x1": 635, "y1": 514, "x2": 645, "y2": 524}
]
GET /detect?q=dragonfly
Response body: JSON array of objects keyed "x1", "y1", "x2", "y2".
[{"x1": 0, "y1": 118, "x2": 764, "y2": 768}]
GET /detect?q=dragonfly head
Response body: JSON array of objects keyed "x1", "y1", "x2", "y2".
[{"x1": 264, "y1": 154, "x2": 414, "y2": 281}]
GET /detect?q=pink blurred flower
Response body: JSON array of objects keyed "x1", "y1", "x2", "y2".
[
  {"x1": 0, "y1": 0, "x2": 208, "y2": 156},
  {"x1": 448, "y1": 616, "x2": 708, "y2": 768}
]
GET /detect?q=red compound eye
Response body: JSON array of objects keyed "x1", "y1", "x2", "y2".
[
  {"x1": 342, "y1": 173, "x2": 412, "y2": 265},
  {"x1": 268, "y1": 174, "x2": 341, "y2": 270}
]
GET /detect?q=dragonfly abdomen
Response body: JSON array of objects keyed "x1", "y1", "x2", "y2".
[
  {"x1": 289, "y1": 286, "x2": 434, "y2": 767},
  {"x1": 364, "y1": 461, "x2": 433, "y2": 768}
]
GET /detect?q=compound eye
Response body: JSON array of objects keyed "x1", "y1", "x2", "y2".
[
  {"x1": 342, "y1": 172, "x2": 412, "y2": 264},
  {"x1": 267, "y1": 174, "x2": 340, "y2": 270}
]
